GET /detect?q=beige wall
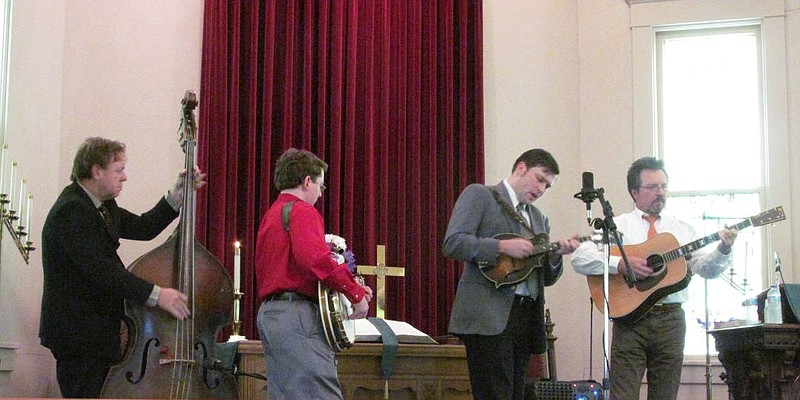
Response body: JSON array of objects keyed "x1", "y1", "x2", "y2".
[
  {"x1": 0, "y1": 0, "x2": 203, "y2": 396},
  {"x1": 0, "y1": 0, "x2": 796, "y2": 398},
  {"x1": 485, "y1": 1, "x2": 798, "y2": 399}
]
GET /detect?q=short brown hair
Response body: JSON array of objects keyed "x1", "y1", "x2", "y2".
[
  {"x1": 626, "y1": 156, "x2": 668, "y2": 199},
  {"x1": 70, "y1": 137, "x2": 126, "y2": 182},
  {"x1": 512, "y1": 148, "x2": 559, "y2": 175},
  {"x1": 273, "y1": 148, "x2": 328, "y2": 191}
]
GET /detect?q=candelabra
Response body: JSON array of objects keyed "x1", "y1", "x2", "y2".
[
  {"x1": 0, "y1": 145, "x2": 36, "y2": 264},
  {"x1": 0, "y1": 191, "x2": 35, "y2": 264}
]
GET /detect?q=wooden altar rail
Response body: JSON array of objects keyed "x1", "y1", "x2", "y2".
[{"x1": 236, "y1": 340, "x2": 473, "y2": 400}]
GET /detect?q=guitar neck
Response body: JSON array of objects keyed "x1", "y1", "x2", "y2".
[
  {"x1": 663, "y1": 219, "x2": 753, "y2": 262},
  {"x1": 533, "y1": 235, "x2": 594, "y2": 254}
]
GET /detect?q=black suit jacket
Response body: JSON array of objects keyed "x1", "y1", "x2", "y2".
[{"x1": 39, "y1": 182, "x2": 179, "y2": 359}]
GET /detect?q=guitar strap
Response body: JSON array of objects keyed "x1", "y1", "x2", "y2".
[
  {"x1": 488, "y1": 187, "x2": 536, "y2": 237},
  {"x1": 489, "y1": 187, "x2": 546, "y2": 298}
]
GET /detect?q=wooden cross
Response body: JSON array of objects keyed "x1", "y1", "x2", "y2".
[{"x1": 357, "y1": 244, "x2": 405, "y2": 318}]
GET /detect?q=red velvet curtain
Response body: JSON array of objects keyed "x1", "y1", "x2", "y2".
[{"x1": 197, "y1": 0, "x2": 484, "y2": 340}]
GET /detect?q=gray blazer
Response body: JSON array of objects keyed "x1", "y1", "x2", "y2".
[{"x1": 443, "y1": 182, "x2": 562, "y2": 353}]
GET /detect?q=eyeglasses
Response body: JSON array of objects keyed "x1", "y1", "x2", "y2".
[
  {"x1": 639, "y1": 183, "x2": 668, "y2": 192},
  {"x1": 317, "y1": 182, "x2": 327, "y2": 192}
]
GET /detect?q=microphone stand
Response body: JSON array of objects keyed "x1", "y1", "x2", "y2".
[{"x1": 588, "y1": 190, "x2": 635, "y2": 400}]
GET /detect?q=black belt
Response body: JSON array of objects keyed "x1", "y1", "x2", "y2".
[
  {"x1": 514, "y1": 295, "x2": 536, "y2": 308},
  {"x1": 267, "y1": 291, "x2": 315, "y2": 302},
  {"x1": 649, "y1": 303, "x2": 682, "y2": 314}
]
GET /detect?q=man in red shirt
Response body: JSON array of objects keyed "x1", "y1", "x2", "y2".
[{"x1": 255, "y1": 148, "x2": 372, "y2": 399}]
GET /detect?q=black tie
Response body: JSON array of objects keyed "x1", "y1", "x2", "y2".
[{"x1": 98, "y1": 204, "x2": 113, "y2": 227}]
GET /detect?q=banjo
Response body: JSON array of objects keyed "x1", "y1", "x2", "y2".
[{"x1": 318, "y1": 279, "x2": 359, "y2": 352}]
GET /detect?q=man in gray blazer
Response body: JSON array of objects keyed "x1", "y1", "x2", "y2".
[{"x1": 443, "y1": 148, "x2": 580, "y2": 400}]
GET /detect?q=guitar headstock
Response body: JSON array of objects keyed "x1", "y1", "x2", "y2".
[
  {"x1": 179, "y1": 90, "x2": 198, "y2": 147},
  {"x1": 751, "y1": 206, "x2": 786, "y2": 227}
]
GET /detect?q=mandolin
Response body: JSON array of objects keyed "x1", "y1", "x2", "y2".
[{"x1": 480, "y1": 232, "x2": 597, "y2": 288}]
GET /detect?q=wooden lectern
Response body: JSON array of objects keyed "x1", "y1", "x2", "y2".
[{"x1": 709, "y1": 284, "x2": 800, "y2": 400}]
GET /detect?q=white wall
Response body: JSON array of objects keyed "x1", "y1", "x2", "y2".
[
  {"x1": 0, "y1": 0, "x2": 202, "y2": 396},
  {"x1": 0, "y1": 0, "x2": 66, "y2": 396}
]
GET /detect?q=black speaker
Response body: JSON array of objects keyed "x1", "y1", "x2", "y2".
[
  {"x1": 528, "y1": 380, "x2": 603, "y2": 400},
  {"x1": 572, "y1": 380, "x2": 603, "y2": 400}
]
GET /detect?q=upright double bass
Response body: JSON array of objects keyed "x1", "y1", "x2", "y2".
[{"x1": 101, "y1": 91, "x2": 237, "y2": 398}]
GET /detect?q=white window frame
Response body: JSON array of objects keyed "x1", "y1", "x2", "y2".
[
  {"x1": 630, "y1": 0, "x2": 792, "y2": 360},
  {"x1": 632, "y1": 0, "x2": 791, "y2": 282}
]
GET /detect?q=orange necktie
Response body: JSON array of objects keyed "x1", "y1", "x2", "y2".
[{"x1": 643, "y1": 214, "x2": 659, "y2": 239}]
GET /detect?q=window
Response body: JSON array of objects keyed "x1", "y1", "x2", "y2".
[{"x1": 655, "y1": 24, "x2": 767, "y2": 355}]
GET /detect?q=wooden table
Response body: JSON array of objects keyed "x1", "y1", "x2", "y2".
[{"x1": 236, "y1": 340, "x2": 472, "y2": 400}]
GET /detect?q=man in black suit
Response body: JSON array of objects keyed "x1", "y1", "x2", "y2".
[{"x1": 39, "y1": 137, "x2": 204, "y2": 398}]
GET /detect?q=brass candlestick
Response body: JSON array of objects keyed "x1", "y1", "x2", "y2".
[{"x1": 228, "y1": 290, "x2": 246, "y2": 342}]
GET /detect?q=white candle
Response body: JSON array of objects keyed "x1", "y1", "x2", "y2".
[
  {"x1": 0, "y1": 143, "x2": 6, "y2": 196},
  {"x1": 234, "y1": 241, "x2": 241, "y2": 292},
  {"x1": 26, "y1": 194, "x2": 32, "y2": 236},
  {"x1": 8, "y1": 161, "x2": 16, "y2": 211},
  {"x1": 17, "y1": 179, "x2": 26, "y2": 226}
]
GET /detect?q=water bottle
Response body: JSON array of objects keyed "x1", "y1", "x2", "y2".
[{"x1": 764, "y1": 284, "x2": 782, "y2": 324}]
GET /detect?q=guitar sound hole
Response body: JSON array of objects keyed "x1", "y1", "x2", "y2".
[{"x1": 647, "y1": 255, "x2": 665, "y2": 274}]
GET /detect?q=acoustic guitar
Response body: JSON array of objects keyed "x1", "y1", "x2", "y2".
[
  {"x1": 480, "y1": 232, "x2": 597, "y2": 288},
  {"x1": 587, "y1": 206, "x2": 785, "y2": 323}
]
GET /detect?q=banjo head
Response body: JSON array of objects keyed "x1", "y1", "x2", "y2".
[{"x1": 318, "y1": 282, "x2": 356, "y2": 352}]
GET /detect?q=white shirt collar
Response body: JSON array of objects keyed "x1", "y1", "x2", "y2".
[
  {"x1": 502, "y1": 179, "x2": 523, "y2": 209},
  {"x1": 77, "y1": 182, "x2": 103, "y2": 208}
]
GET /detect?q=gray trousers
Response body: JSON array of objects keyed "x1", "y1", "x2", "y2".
[
  {"x1": 257, "y1": 298, "x2": 343, "y2": 400},
  {"x1": 610, "y1": 305, "x2": 686, "y2": 400}
]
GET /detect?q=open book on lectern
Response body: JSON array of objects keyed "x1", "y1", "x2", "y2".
[{"x1": 354, "y1": 318, "x2": 438, "y2": 344}]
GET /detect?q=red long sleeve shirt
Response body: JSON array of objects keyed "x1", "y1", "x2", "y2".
[{"x1": 255, "y1": 193, "x2": 365, "y2": 304}]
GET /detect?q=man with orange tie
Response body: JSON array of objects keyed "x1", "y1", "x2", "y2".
[{"x1": 571, "y1": 156, "x2": 738, "y2": 400}]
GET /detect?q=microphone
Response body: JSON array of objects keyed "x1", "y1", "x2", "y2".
[
  {"x1": 573, "y1": 171, "x2": 603, "y2": 225},
  {"x1": 574, "y1": 171, "x2": 596, "y2": 225}
]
